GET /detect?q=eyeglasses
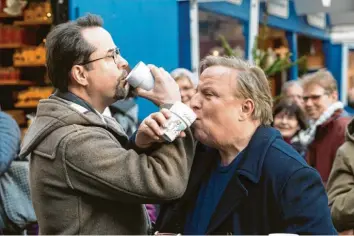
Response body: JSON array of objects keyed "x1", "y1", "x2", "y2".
[
  {"x1": 79, "y1": 47, "x2": 120, "y2": 66},
  {"x1": 303, "y1": 94, "x2": 327, "y2": 102}
]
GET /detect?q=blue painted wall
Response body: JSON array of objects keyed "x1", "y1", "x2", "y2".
[
  {"x1": 69, "y1": 0, "x2": 180, "y2": 121},
  {"x1": 323, "y1": 41, "x2": 345, "y2": 100},
  {"x1": 178, "y1": 1, "x2": 192, "y2": 70},
  {"x1": 286, "y1": 31, "x2": 298, "y2": 80}
]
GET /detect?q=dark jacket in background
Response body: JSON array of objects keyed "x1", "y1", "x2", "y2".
[
  {"x1": 307, "y1": 109, "x2": 351, "y2": 184},
  {"x1": 0, "y1": 111, "x2": 20, "y2": 175},
  {"x1": 156, "y1": 126, "x2": 336, "y2": 235},
  {"x1": 109, "y1": 98, "x2": 138, "y2": 137}
]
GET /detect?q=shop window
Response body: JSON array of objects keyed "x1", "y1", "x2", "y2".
[
  {"x1": 298, "y1": 35, "x2": 325, "y2": 75},
  {"x1": 0, "y1": 0, "x2": 54, "y2": 137},
  {"x1": 198, "y1": 10, "x2": 245, "y2": 59}
]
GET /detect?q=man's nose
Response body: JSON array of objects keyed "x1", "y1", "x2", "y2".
[
  {"x1": 304, "y1": 98, "x2": 313, "y2": 107},
  {"x1": 190, "y1": 93, "x2": 200, "y2": 111},
  {"x1": 281, "y1": 117, "x2": 287, "y2": 124},
  {"x1": 117, "y1": 55, "x2": 128, "y2": 70}
]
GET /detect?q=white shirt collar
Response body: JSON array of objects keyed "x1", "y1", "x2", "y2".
[{"x1": 69, "y1": 102, "x2": 107, "y2": 124}]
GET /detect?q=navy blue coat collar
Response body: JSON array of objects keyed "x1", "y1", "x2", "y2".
[
  {"x1": 184, "y1": 125, "x2": 281, "y2": 195},
  {"x1": 206, "y1": 125, "x2": 281, "y2": 233},
  {"x1": 235, "y1": 125, "x2": 281, "y2": 183},
  {"x1": 158, "y1": 126, "x2": 283, "y2": 234}
]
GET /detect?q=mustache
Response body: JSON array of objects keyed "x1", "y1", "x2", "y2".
[
  {"x1": 119, "y1": 70, "x2": 128, "y2": 81},
  {"x1": 117, "y1": 70, "x2": 128, "y2": 88}
]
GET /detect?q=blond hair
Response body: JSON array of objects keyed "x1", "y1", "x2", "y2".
[
  {"x1": 200, "y1": 56, "x2": 273, "y2": 125},
  {"x1": 301, "y1": 69, "x2": 338, "y2": 94}
]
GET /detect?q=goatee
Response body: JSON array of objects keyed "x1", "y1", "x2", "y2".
[
  {"x1": 114, "y1": 70, "x2": 129, "y2": 100},
  {"x1": 114, "y1": 85, "x2": 129, "y2": 100}
]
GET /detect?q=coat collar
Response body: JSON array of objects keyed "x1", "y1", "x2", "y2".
[
  {"x1": 235, "y1": 125, "x2": 281, "y2": 183},
  {"x1": 176, "y1": 127, "x2": 281, "y2": 234},
  {"x1": 182, "y1": 126, "x2": 281, "y2": 199},
  {"x1": 319, "y1": 109, "x2": 346, "y2": 128},
  {"x1": 206, "y1": 126, "x2": 280, "y2": 233}
]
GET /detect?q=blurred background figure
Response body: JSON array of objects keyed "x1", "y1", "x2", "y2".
[
  {"x1": 273, "y1": 99, "x2": 308, "y2": 157},
  {"x1": 300, "y1": 70, "x2": 350, "y2": 185},
  {"x1": 0, "y1": 109, "x2": 38, "y2": 235},
  {"x1": 281, "y1": 80, "x2": 304, "y2": 109},
  {"x1": 0, "y1": 110, "x2": 20, "y2": 177},
  {"x1": 170, "y1": 68, "x2": 198, "y2": 105},
  {"x1": 345, "y1": 87, "x2": 354, "y2": 115},
  {"x1": 104, "y1": 86, "x2": 139, "y2": 137}
]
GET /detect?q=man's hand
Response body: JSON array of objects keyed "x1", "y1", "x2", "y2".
[
  {"x1": 135, "y1": 109, "x2": 186, "y2": 149},
  {"x1": 136, "y1": 65, "x2": 181, "y2": 106}
]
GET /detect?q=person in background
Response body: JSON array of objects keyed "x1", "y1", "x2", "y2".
[
  {"x1": 300, "y1": 70, "x2": 350, "y2": 185},
  {"x1": 0, "y1": 110, "x2": 20, "y2": 233},
  {"x1": 345, "y1": 87, "x2": 354, "y2": 115},
  {"x1": 327, "y1": 117, "x2": 354, "y2": 233},
  {"x1": 0, "y1": 110, "x2": 20, "y2": 177},
  {"x1": 154, "y1": 56, "x2": 336, "y2": 235},
  {"x1": 0, "y1": 110, "x2": 38, "y2": 235},
  {"x1": 171, "y1": 68, "x2": 198, "y2": 105},
  {"x1": 281, "y1": 80, "x2": 304, "y2": 109},
  {"x1": 103, "y1": 86, "x2": 138, "y2": 137},
  {"x1": 272, "y1": 99, "x2": 308, "y2": 157}
]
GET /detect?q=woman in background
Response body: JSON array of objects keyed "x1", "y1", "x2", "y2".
[
  {"x1": 273, "y1": 99, "x2": 308, "y2": 157},
  {"x1": 170, "y1": 68, "x2": 198, "y2": 105}
]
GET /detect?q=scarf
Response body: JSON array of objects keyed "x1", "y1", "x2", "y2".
[{"x1": 293, "y1": 101, "x2": 344, "y2": 146}]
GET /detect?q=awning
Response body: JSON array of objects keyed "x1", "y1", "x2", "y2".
[{"x1": 294, "y1": 0, "x2": 354, "y2": 43}]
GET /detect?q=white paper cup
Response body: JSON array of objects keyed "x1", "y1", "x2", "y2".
[
  {"x1": 162, "y1": 101, "x2": 197, "y2": 142},
  {"x1": 126, "y1": 61, "x2": 154, "y2": 91}
]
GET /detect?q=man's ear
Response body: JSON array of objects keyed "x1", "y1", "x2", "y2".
[
  {"x1": 239, "y1": 99, "x2": 255, "y2": 121},
  {"x1": 330, "y1": 90, "x2": 338, "y2": 101},
  {"x1": 70, "y1": 65, "x2": 89, "y2": 86}
]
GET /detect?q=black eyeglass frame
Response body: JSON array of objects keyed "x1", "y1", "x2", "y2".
[
  {"x1": 303, "y1": 93, "x2": 328, "y2": 102},
  {"x1": 78, "y1": 47, "x2": 120, "y2": 66}
]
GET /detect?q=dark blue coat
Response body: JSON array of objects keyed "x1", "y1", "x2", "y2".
[{"x1": 155, "y1": 126, "x2": 337, "y2": 235}]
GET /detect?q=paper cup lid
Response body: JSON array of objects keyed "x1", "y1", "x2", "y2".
[{"x1": 170, "y1": 101, "x2": 196, "y2": 126}]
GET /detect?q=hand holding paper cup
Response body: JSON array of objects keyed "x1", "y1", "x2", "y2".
[
  {"x1": 161, "y1": 101, "x2": 196, "y2": 142},
  {"x1": 126, "y1": 61, "x2": 155, "y2": 91},
  {"x1": 131, "y1": 62, "x2": 182, "y2": 106}
]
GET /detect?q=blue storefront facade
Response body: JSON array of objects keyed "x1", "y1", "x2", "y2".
[{"x1": 68, "y1": 0, "x2": 349, "y2": 120}]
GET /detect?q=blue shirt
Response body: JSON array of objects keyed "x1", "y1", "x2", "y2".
[{"x1": 184, "y1": 152, "x2": 243, "y2": 235}]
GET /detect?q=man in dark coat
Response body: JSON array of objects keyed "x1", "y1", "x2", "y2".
[{"x1": 153, "y1": 56, "x2": 336, "y2": 235}]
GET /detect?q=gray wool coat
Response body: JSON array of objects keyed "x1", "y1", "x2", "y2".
[{"x1": 19, "y1": 96, "x2": 195, "y2": 235}]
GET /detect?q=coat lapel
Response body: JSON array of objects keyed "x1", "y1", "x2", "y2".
[
  {"x1": 206, "y1": 126, "x2": 281, "y2": 233},
  {"x1": 180, "y1": 144, "x2": 217, "y2": 202},
  {"x1": 206, "y1": 168, "x2": 248, "y2": 234}
]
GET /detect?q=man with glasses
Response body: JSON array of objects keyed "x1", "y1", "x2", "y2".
[
  {"x1": 19, "y1": 14, "x2": 196, "y2": 234},
  {"x1": 299, "y1": 70, "x2": 350, "y2": 185}
]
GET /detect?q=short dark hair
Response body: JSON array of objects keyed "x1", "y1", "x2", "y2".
[
  {"x1": 45, "y1": 14, "x2": 104, "y2": 92},
  {"x1": 273, "y1": 99, "x2": 308, "y2": 131}
]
